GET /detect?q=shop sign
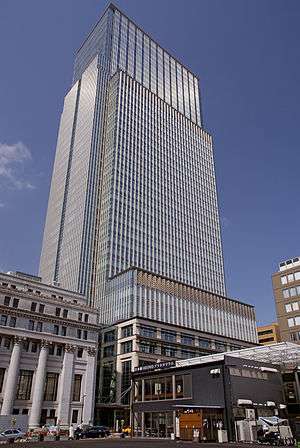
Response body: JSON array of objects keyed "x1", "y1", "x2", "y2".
[{"x1": 134, "y1": 360, "x2": 176, "y2": 373}]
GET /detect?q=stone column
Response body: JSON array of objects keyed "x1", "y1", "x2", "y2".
[
  {"x1": 1, "y1": 337, "x2": 24, "y2": 415},
  {"x1": 57, "y1": 344, "x2": 75, "y2": 428},
  {"x1": 28, "y1": 340, "x2": 50, "y2": 428},
  {"x1": 82, "y1": 347, "x2": 97, "y2": 425}
]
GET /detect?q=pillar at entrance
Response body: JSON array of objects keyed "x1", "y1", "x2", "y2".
[
  {"x1": 82, "y1": 347, "x2": 97, "y2": 425},
  {"x1": 1, "y1": 337, "x2": 24, "y2": 415},
  {"x1": 28, "y1": 340, "x2": 50, "y2": 428},
  {"x1": 57, "y1": 344, "x2": 76, "y2": 427}
]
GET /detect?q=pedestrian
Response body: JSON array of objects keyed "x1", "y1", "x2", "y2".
[{"x1": 69, "y1": 424, "x2": 74, "y2": 440}]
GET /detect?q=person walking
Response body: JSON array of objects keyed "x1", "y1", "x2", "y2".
[{"x1": 69, "y1": 424, "x2": 74, "y2": 440}]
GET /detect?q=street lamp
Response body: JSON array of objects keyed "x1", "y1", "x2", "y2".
[{"x1": 81, "y1": 394, "x2": 87, "y2": 426}]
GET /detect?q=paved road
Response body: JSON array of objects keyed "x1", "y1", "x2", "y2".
[{"x1": 14, "y1": 439, "x2": 272, "y2": 448}]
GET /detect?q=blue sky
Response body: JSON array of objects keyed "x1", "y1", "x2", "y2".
[{"x1": 0, "y1": 0, "x2": 299, "y2": 325}]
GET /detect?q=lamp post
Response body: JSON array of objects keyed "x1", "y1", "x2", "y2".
[{"x1": 81, "y1": 394, "x2": 87, "y2": 426}]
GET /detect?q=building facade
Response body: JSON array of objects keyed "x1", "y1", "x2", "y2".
[
  {"x1": 131, "y1": 346, "x2": 288, "y2": 441},
  {"x1": 272, "y1": 257, "x2": 300, "y2": 433},
  {"x1": 0, "y1": 271, "x2": 99, "y2": 428},
  {"x1": 39, "y1": 3, "x2": 229, "y2": 324},
  {"x1": 272, "y1": 257, "x2": 300, "y2": 343},
  {"x1": 96, "y1": 316, "x2": 256, "y2": 428},
  {"x1": 257, "y1": 323, "x2": 281, "y2": 345}
]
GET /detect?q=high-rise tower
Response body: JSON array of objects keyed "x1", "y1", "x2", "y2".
[{"x1": 40, "y1": 4, "x2": 257, "y2": 343}]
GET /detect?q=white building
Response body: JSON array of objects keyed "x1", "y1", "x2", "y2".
[{"x1": 0, "y1": 271, "x2": 99, "y2": 428}]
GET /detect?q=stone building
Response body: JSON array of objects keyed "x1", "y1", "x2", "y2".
[{"x1": 0, "y1": 271, "x2": 99, "y2": 428}]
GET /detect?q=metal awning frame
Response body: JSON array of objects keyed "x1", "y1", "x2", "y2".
[{"x1": 176, "y1": 342, "x2": 300, "y2": 369}]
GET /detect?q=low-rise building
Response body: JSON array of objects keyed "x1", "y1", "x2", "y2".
[
  {"x1": 132, "y1": 343, "x2": 298, "y2": 442},
  {"x1": 96, "y1": 316, "x2": 256, "y2": 428},
  {"x1": 0, "y1": 271, "x2": 99, "y2": 428},
  {"x1": 257, "y1": 323, "x2": 281, "y2": 345}
]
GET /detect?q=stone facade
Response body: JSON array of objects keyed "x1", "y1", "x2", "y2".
[{"x1": 0, "y1": 271, "x2": 99, "y2": 428}]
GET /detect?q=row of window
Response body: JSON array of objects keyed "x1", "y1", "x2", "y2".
[
  {"x1": 281, "y1": 271, "x2": 300, "y2": 285},
  {"x1": 103, "y1": 325, "x2": 241, "y2": 352},
  {"x1": 283, "y1": 286, "x2": 300, "y2": 299},
  {"x1": 4, "y1": 296, "x2": 89, "y2": 322},
  {"x1": 0, "y1": 336, "x2": 84, "y2": 358},
  {"x1": 134, "y1": 374, "x2": 192, "y2": 401},
  {"x1": 1, "y1": 281, "x2": 80, "y2": 304},
  {"x1": 1, "y1": 315, "x2": 88, "y2": 340},
  {"x1": 0, "y1": 368, "x2": 82, "y2": 402},
  {"x1": 288, "y1": 316, "x2": 300, "y2": 328},
  {"x1": 285, "y1": 302, "x2": 299, "y2": 313}
]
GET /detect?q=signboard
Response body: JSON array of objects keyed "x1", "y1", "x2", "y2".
[{"x1": 134, "y1": 360, "x2": 176, "y2": 373}]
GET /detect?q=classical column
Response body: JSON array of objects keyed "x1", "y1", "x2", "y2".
[
  {"x1": 57, "y1": 344, "x2": 76, "y2": 427},
  {"x1": 82, "y1": 347, "x2": 97, "y2": 425},
  {"x1": 1, "y1": 337, "x2": 24, "y2": 415},
  {"x1": 28, "y1": 340, "x2": 50, "y2": 428}
]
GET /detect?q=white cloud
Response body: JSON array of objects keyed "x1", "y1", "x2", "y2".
[
  {"x1": 0, "y1": 141, "x2": 34, "y2": 190},
  {"x1": 0, "y1": 202, "x2": 4, "y2": 208}
]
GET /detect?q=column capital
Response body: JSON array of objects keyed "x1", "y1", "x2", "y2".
[
  {"x1": 13, "y1": 336, "x2": 26, "y2": 345},
  {"x1": 41, "y1": 339, "x2": 52, "y2": 349},
  {"x1": 87, "y1": 347, "x2": 97, "y2": 357},
  {"x1": 65, "y1": 344, "x2": 77, "y2": 353}
]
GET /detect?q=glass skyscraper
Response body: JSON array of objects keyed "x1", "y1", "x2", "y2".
[{"x1": 40, "y1": 4, "x2": 257, "y2": 343}]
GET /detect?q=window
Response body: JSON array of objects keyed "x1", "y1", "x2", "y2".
[
  {"x1": 49, "y1": 344, "x2": 55, "y2": 355},
  {"x1": 122, "y1": 325, "x2": 133, "y2": 338},
  {"x1": 103, "y1": 345, "x2": 114, "y2": 357},
  {"x1": 61, "y1": 326, "x2": 67, "y2": 336},
  {"x1": 4, "y1": 296, "x2": 10, "y2": 306},
  {"x1": 83, "y1": 330, "x2": 88, "y2": 340},
  {"x1": 31, "y1": 342, "x2": 38, "y2": 353},
  {"x1": 77, "y1": 329, "x2": 82, "y2": 339},
  {"x1": 286, "y1": 302, "x2": 299, "y2": 313},
  {"x1": 199, "y1": 338, "x2": 210, "y2": 348},
  {"x1": 36, "y1": 322, "x2": 43, "y2": 332},
  {"x1": 1, "y1": 315, "x2": 7, "y2": 326},
  {"x1": 22, "y1": 409, "x2": 29, "y2": 415},
  {"x1": 175, "y1": 374, "x2": 192, "y2": 398},
  {"x1": 16, "y1": 370, "x2": 33, "y2": 400},
  {"x1": 56, "y1": 346, "x2": 62, "y2": 356},
  {"x1": 288, "y1": 274, "x2": 295, "y2": 282},
  {"x1": 53, "y1": 325, "x2": 59, "y2": 335},
  {"x1": 140, "y1": 341, "x2": 156, "y2": 354},
  {"x1": 22, "y1": 340, "x2": 29, "y2": 352},
  {"x1": 295, "y1": 272, "x2": 300, "y2": 281},
  {"x1": 286, "y1": 304, "x2": 292, "y2": 313},
  {"x1": 291, "y1": 288, "x2": 297, "y2": 297},
  {"x1": 283, "y1": 289, "x2": 290, "y2": 299},
  {"x1": 140, "y1": 326, "x2": 156, "y2": 338},
  {"x1": 288, "y1": 318, "x2": 297, "y2": 327},
  {"x1": 101, "y1": 363, "x2": 115, "y2": 402},
  {"x1": 4, "y1": 337, "x2": 11, "y2": 349},
  {"x1": 44, "y1": 373, "x2": 59, "y2": 401},
  {"x1": 63, "y1": 309, "x2": 68, "y2": 318},
  {"x1": 281, "y1": 276, "x2": 287, "y2": 285},
  {"x1": 181, "y1": 334, "x2": 194, "y2": 345},
  {"x1": 104, "y1": 330, "x2": 115, "y2": 342},
  {"x1": 72, "y1": 410, "x2": 79, "y2": 424},
  {"x1": 39, "y1": 304, "x2": 45, "y2": 313},
  {"x1": 55, "y1": 308, "x2": 61, "y2": 317},
  {"x1": 121, "y1": 340, "x2": 132, "y2": 354},
  {"x1": 12, "y1": 409, "x2": 19, "y2": 415},
  {"x1": 9, "y1": 317, "x2": 16, "y2": 328},
  {"x1": 0, "y1": 368, "x2": 5, "y2": 393},
  {"x1": 72, "y1": 374, "x2": 82, "y2": 401},
  {"x1": 84, "y1": 314, "x2": 89, "y2": 323},
  {"x1": 121, "y1": 360, "x2": 132, "y2": 404},
  {"x1": 78, "y1": 312, "x2": 82, "y2": 322},
  {"x1": 215, "y1": 342, "x2": 226, "y2": 352},
  {"x1": 28, "y1": 320, "x2": 34, "y2": 331},
  {"x1": 77, "y1": 348, "x2": 83, "y2": 358},
  {"x1": 12, "y1": 298, "x2": 19, "y2": 309},
  {"x1": 31, "y1": 302, "x2": 37, "y2": 312},
  {"x1": 161, "y1": 330, "x2": 176, "y2": 342},
  {"x1": 161, "y1": 345, "x2": 176, "y2": 357}
]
